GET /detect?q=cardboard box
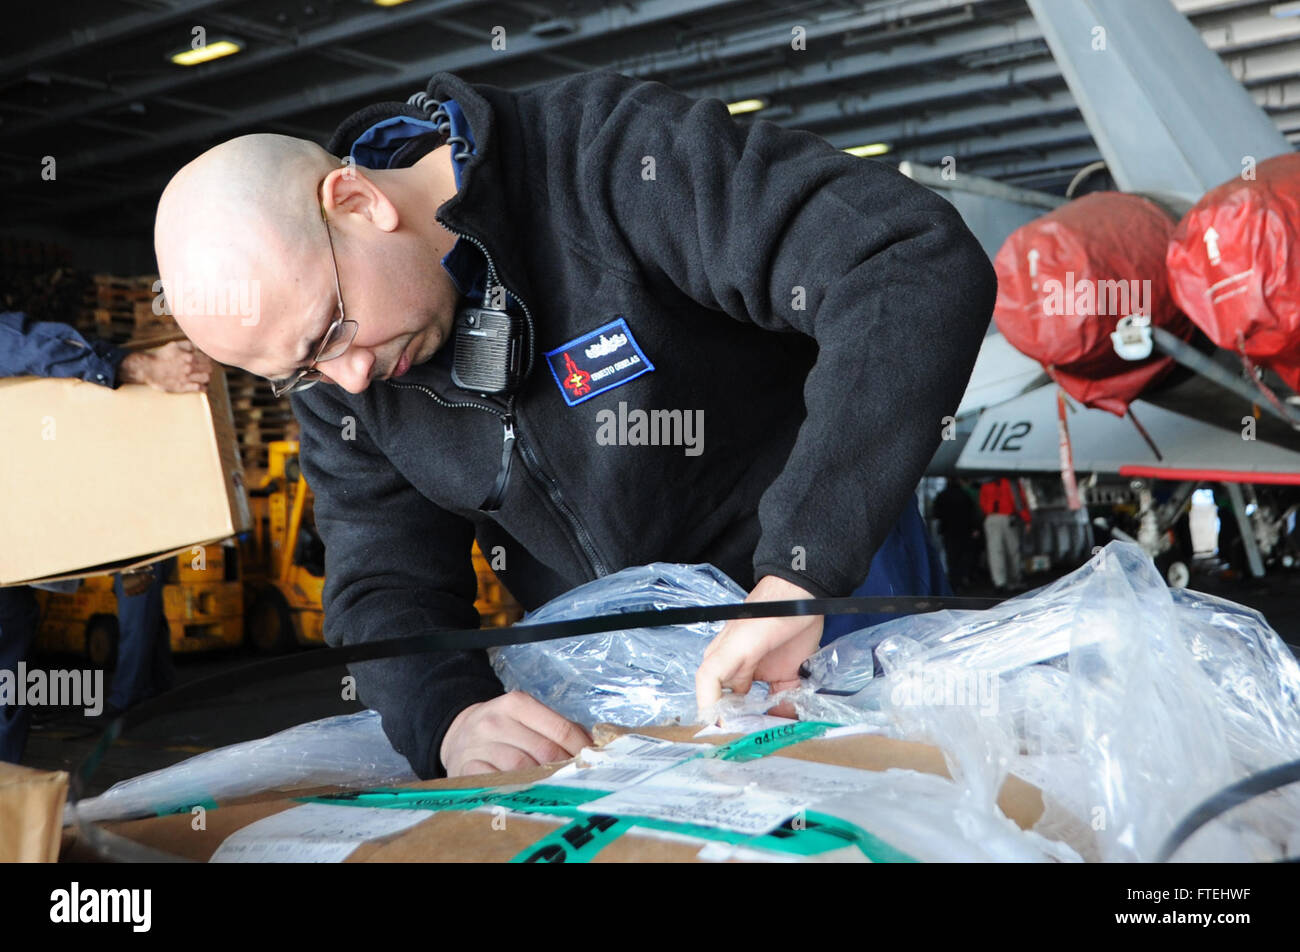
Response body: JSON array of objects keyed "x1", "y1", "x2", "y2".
[
  {"x1": 0, "y1": 373, "x2": 250, "y2": 586},
  {"x1": 1, "y1": 761, "x2": 68, "y2": 862},
  {"x1": 62, "y1": 724, "x2": 1045, "y2": 863}
]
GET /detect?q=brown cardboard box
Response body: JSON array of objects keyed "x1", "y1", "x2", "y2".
[
  {"x1": 0, "y1": 372, "x2": 250, "y2": 586},
  {"x1": 1, "y1": 761, "x2": 68, "y2": 862},
  {"x1": 63, "y1": 725, "x2": 1045, "y2": 863}
]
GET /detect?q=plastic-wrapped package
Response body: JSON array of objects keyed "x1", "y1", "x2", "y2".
[
  {"x1": 73, "y1": 545, "x2": 1300, "y2": 862},
  {"x1": 490, "y1": 562, "x2": 748, "y2": 728},
  {"x1": 69, "y1": 710, "x2": 417, "y2": 825},
  {"x1": 1169, "y1": 586, "x2": 1300, "y2": 774},
  {"x1": 811, "y1": 771, "x2": 1082, "y2": 863},
  {"x1": 794, "y1": 542, "x2": 1300, "y2": 861}
]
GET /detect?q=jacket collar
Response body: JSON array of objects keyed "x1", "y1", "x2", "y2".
[
  {"x1": 327, "y1": 72, "x2": 536, "y2": 402},
  {"x1": 423, "y1": 73, "x2": 528, "y2": 298},
  {"x1": 327, "y1": 72, "x2": 524, "y2": 293}
]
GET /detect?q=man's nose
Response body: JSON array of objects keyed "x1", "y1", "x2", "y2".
[{"x1": 321, "y1": 348, "x2": 376, "y2": 394}]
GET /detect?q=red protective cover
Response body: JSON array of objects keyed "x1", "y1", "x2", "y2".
[
  {"x1": 1167, "y1": 152, "x2": 1300, "y2": 394},
  {"x1": 993, "y1": 192, "x2": 1192, "y2": 416}
]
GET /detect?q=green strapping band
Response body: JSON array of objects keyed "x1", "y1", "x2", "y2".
[
  {"x1": 512, "y1": 809, "x2": 916, "y2": 863},
  {"x1": 296, "y1": 782, "x2": 602, "y2": 815},
  {"x1": 296, "y1": 723, "x2": 917, "y2": 863},
  {"x1": 153, "y1": 797, "x2": 219, "y2": 817},
  {"x1": 512, "y1": 814, "x2": 632, "y2": 863},
  {"x1": 706, "y1": 720, "x2": 839, "y2": 761},
  {"x1": 514, "y1": 722, "x2": 914, "y2": 863}
]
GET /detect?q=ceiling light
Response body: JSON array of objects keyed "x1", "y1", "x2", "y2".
[
  {"x1": 170, "y1": 39, "x2": 242, "y2": 66},
  {"x1": 726, "y1": 98, "x2": 768, "y2": 115},
  {"x1": 844, "y1": 142, "x2": 892, "y2": 157}
]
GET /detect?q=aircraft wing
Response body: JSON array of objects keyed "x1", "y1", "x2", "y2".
[{"x1": 955, "y1": 383, "x2": 1300, "y2": 484}]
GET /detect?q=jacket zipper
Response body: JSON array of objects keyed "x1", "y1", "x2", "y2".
[
  {"x1": 387, "y1": 220, "x2": 609, "y2": 579},
  {"x1": 483, "y1": 412, "x2": 515, "y2": 512},
  {"x1": 510, "y1": 401, "x2": 609, "y2": 577}
]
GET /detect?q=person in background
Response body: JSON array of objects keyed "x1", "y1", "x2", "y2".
[
  {"x1": 0, "y1": 309, "x2": 209, "y2": 762},
  {"x1": 933, "y1": 476, "x2": 981, "y2": 591},
  {"x1": 980, "y1": 476, "x2": 1031, "y2": 591},
  {"x1": 102, "y1": 561, "x2": 176, "y2": 721}
]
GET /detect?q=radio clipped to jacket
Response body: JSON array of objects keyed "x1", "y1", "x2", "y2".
[{"x1": 451, "y1": 304, "x2": 527, "y2": 395}]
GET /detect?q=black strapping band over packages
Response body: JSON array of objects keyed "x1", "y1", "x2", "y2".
[{"x1": 69, "y1": 594, "x2": 1001, "y2": 805}]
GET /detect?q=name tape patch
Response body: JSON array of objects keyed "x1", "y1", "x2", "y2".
[{"x1": 544, "y1": 317, "x2": 654, "y2": 406}]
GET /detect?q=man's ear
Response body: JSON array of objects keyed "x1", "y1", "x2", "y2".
[{"x1": 321, "y1": 165, "x2": 399, "y2": 233}]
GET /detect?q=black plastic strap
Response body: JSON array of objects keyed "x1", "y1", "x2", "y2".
[
  {"x1": 1156, "y1": 757, "x2": 1300, "y2": 862},
  {"x1": 69, "y1": 592, "x2": 1000, "y2": 805}
]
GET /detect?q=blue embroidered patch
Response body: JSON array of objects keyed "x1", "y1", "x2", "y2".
[{"x1": 544, "y1": 317, "x2": 654, "y2": 406}]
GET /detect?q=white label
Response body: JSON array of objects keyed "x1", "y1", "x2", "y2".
[
  {"x1": 579, "y1": 755, "x2": 885, "y2": 836},
  {"x1": 547, "y1": 734, "x2": 713, "y2": 791},
  {"x1": 693, "y1": 714, "x2": 793, "y2": 737},
  {"x1": 584, "y1": 779, "x2": 797, "y2": 835},
  {"x1": 210, "y1": 803, "x2": 435, "y2": 863}
]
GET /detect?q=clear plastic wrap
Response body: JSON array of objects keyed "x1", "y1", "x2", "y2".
[
  {"x1": 811, "y1": 771, "x2": 1082, "y2": 863},
  {"x1": 68, "y1": 709, "x2": 417, "y2": 825},
  {"x1": 490, "y1": 562, "x2": 748, "y2": 728},
  {"x1": 794, "y1": 542, "x2": 1300, "y2": 861},
  {"x1": 76, "y1": 545, "x2": 1300, "y2": 862}
]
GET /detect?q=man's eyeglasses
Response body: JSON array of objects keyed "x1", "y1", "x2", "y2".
[{"x1": 270, "y1": 204, "x2": 358, "y2": 398}]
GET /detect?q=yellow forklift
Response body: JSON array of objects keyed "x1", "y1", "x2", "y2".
[
  {"x1": 241, "y1": 441, "x2": 326, "y2": 652},
  {"x1": 36, "y1": 544, "x2": 244, "y2": 667},
  {"x1": 242, "y1": 440, "x2": 522, "y2": 653}
]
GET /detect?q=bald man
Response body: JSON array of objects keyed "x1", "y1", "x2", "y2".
[{"x1": 156, "y1": 70, "x2": 993, "y2": 781}]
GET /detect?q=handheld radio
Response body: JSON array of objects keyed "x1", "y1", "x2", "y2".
[{"x1": 450, "y1": 304, "x2": 527, "y2": 395}]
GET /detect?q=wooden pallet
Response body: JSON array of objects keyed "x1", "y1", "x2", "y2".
[
  {"x1": 224, "y1": 367, "x2": 298, "y2": 471},
  {"x1": 75, "y1": 273, "x2": 180, "y2": 345}
]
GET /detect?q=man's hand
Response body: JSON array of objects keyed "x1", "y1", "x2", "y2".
[
  {"x1": 440, "y1": 690, "x2": 592, "y2": 778},
  {"x1": 117, "y1": 565, "x2": 156, "y2": 597},
  {"x1": 695, "y1": 574, "x2": 824, "y2": 720},
  {"x1": 119, "y1": 340, "x2": 212, "y2": 393}
]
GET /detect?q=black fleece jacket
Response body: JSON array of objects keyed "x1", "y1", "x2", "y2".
[{"x1": 292, "y1": 69, "x2": 996, "y2": 779}]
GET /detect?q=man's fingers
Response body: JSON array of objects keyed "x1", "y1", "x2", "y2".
[
  {"x1": 442, "y1": 695, "x2": 590, "y2": 779},
  {"x1": 701, "y1": 622, "x2": 730, "y2": 661},
  {"x1": 695, "y1": 660, "x2": 724, "y2": 712},
  {"x1": 499, "y1": 725, "x2": 571, "y2": 766},
  {"x1": 696, "y1": 613, "x2": 825, "y2": 720},
  {"x1": 696, "y1": 651, "x2": 752, "y2": 713},
  {"x1": 485, "y1": 704, "x2": 580, "y2": 766},
  {"x1": 454, "y1": 744, "x2": 540, "y2": 776},
  {"x1": 767, "y1": 677, "x2": 802, "y2": 695},
  {"x1": 508, "y1": 692, "x2": 591, "y2": 756},
  {"x1": 726, "y1": 672, "x2": 754, "y2": 697}
]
